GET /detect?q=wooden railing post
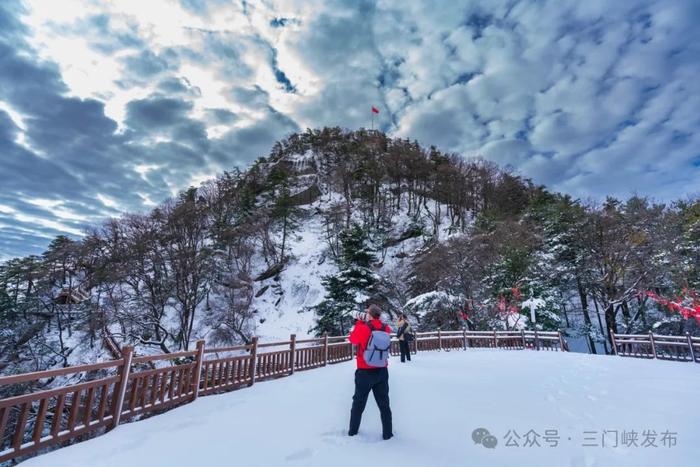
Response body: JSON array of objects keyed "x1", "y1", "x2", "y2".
[
  {"x1": 289, "y1": 334, "x2": 297, "y2": 374},
  {"x1": 558, "y1": 331, "x2": 566, "y2": 352},
  {"x1": 412, "y1": 332, "x2": 418, "y2": 354},
  {"x1": 462, "y1": 328, "x2": 467, "y2": 350},
  {"x1": 610, "y1": 329, "x2": 618, "y2": 355},
  {"x1": 111, "y1": 346, "x2": 133, "y2": 429},
  {"x1": 686, "y1": 332, "x2": 696, "y2": 362},
  {"x1": 437, "y1": 328, "x2": 442, "y2": 350},
  {"x1": 521, "y1": 329, "x2": 526, "y2": 349},
  {"x1": 323, "y1": 332, "x2": 329, "y2": 366},
  {"x1": 249, "y1": 337, "x2": 258, "y2": 387},
  {"x1": 493, "y1": 330, "x2": 498, "y2": 348},
  {"x1": 649, "y1": 331, "x2": 657, "y2": 359},
  {"x1": 192, "y1": 340, "x2": 205, "y2": 400},
  {"x1": 534, "y1": 330, "x2": 540, "y2": 350}
]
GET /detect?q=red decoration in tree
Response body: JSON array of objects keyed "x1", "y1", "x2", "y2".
[
  {"x1": 643, "y1": 290, "x2": 700, "y2": 323},
  {"x1": 511, "y1": 287, "x2": 522, "y2": 300}
]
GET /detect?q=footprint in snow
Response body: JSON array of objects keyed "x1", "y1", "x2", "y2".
[
  {"x1": 321, "y1": 429, "x2": 384, "y2": 445},
  {"x1": 285, "y1": 448, "x2": 315, "y2": 461}
]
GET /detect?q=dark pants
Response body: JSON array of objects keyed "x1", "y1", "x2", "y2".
[
  {"x1": 349, "y1": 368, "x2": 392, "y2": 437},
  {"x1": 399, "y1": 340, "x2": 411, "y2": 362}
]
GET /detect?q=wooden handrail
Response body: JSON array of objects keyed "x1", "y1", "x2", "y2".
[
  {"x1": 256, "y1": 340, "x2": 293, "y2": 349},
  {"x1": 131, "y1": 350, "x2": 197, "y2": 364},
  {"x1": 0, "y1": 359, "x2": 123, "y2": 386},
  {"x1": 203, "y1": 344, "x2": 249, "y2": 354}
]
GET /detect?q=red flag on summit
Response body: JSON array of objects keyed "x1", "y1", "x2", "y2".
[{"x1": 371, "y1": 106, "x2": 379, "y2": 114}]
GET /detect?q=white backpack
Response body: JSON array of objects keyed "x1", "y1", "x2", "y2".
[{"x1": 363, "y1": 321, "x2": 391, "y2": 367}]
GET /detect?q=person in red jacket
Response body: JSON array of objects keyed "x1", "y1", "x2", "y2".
[{"x1": 347, "y1": 304, "x2": 393, "y2": 440}]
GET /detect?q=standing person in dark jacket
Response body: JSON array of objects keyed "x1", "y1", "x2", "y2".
[
  {"x1": 347, "y1": 304, "x2": 393, "y2": 440},
  {"x1": 396, "y1": 314, "x2": 413, "y2": 362}
]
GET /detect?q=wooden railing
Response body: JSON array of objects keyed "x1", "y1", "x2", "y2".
[
  {"x1": 412, "y1": 329, "x2": 566, "y2": 352},
  {"x1": 611, "y1": 331, "x2": 700, "y2": 363},
  {"x1": 0, "y1": 329, "x2": 565, "y2": 464}
]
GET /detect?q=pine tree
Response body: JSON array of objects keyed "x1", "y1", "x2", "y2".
[{"x1": 313, "y1": 224, "x2": 378, "y2": 335}]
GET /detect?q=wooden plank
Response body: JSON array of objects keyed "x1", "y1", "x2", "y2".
[
  {"x1": 138, "y1": 375, "x2": 150, "y2": 409},
  {"x1": 222, "y1": 360, "x2": 231, "y2": 386},
  {"x1": 111, "y1": 345, "x2": 133, "y2": 428},
  {"x1": 178, "y1": 367, "x2": 188, "y2": 397},
  {"x1": 222, "y1": 360, "x2": 230, "y2": 386},
  {"x1": 172, "y1": 368, "x2": 182, "y2": 398},
  {"x1": 12, "y1": 402, "x2": 30, "y2": 450},
  {"x1": 67, "y1": 390, "x2": 81, "y2": 432},
  {"x1": 128, "y1": 377, "x2": 140, "y2": 412},
  {"x1": 159, "y1": 370, "x2": 171, "y2": 402},
  {"x1": 230, "y1": 359, "x2": 238, "y2": 386},
  {"x1": 97, "y1": 384, "x2": 109, "y2": 422},
  {"x1": 177, "y1": 368, "x2": 187, "y2": 397},
  {"x1": 168, "y1": 369, "x2": 176, "y2": 400},
  {"x1": 214, "y1": 361, "x2": 222, "y2": 387},
  {"x1": 213, "y1": 362, "x2": 221, "y2": 388},
  {"x1": 150, "y1": 372, "x2": 161, "y2": 406},
  {"x1": 192, "y1": 340, "x2": 205, "y2": 400},
  {"x1": 50, "y1": 393, "x2": 66, "y2": 437},
  {"x1": 202, "y1": 362, "x2": 211, "y2": 392},
  {"x1": 0, "y1": 406, "x2": 9, "y2": 447},
  {"x1": 215, "y1": 362, "x2": 223, "y2": 388},
  {"x1": 83, "y1": 387, "x2": 95, "y2": 428},
  {"x1": 249, "y1": 337, "x2": 258, "y2": 387},
  {"x1": 32, "y1": 397, "x2": 48, "y2": 444},
  {"x1": 183, "y1": 367, "x2": 192, "y2": 395}
]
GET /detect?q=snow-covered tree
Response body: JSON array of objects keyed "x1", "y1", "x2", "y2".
[{"x1": 313, "y1": 224, "x2": 378, "y2": 335}]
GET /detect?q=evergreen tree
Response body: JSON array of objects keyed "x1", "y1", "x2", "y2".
[{"x1": 313, "y1": 224, "x2": 378, "y2": 335}]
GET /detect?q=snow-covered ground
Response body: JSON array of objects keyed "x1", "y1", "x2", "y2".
[{"x1": 24, "y1": 351, "x2": 700, "y2": 467}]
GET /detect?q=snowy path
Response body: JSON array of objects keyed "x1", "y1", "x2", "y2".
[{"x1": 24, "y1": 351, "x2": 700, "y2": 467}]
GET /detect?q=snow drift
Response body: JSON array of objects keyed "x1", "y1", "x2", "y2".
[{"x1": 23, "y1": 351, "x2": 700, "y2": 467}]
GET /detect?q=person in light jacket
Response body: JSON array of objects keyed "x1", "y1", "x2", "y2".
[{"x1": 396, "y1": 314, "x2": 413, "y2": 363}]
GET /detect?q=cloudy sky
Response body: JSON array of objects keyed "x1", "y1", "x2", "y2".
[{"x1": 1, "y1": 0, "x2": 699, "y2": 260}]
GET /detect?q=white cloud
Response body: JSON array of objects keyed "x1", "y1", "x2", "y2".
[{"x1": 2, "y1": 0, "x2": 700, "y2": 260}]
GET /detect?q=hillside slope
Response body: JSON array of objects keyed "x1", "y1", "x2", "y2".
[{"x1": 2, "y1": 127, "x2": 699, "y2": 380}]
